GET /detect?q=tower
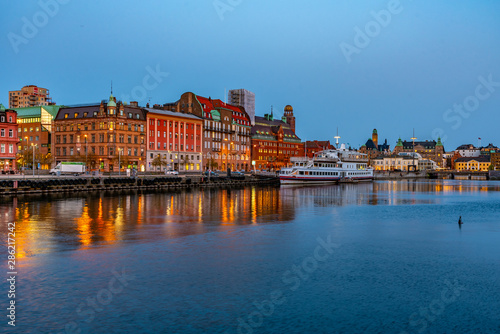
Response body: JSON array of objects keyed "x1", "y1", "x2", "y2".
[
  {"x1": 372, "y1": 129, "x2": 378, "y2": 149},
  {"x1": 284, "y1": 105, "x2": 295, "y2": 133}
]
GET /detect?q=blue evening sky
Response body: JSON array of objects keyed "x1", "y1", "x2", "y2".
[{"x1": 2, "y1": 0, "x2": 500, "y2": 150}]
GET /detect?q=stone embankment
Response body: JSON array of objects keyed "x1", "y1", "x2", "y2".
[{"x1": 0, "y1": 175, "x2": 280, "y2": 197}]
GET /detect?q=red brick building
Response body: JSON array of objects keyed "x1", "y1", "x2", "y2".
[
  {"x1": 251, "y1": 106, "x2": 303, "y2": 171},
  {"x1": 0, "y1": 105, "x2": 19, "y2": 171},
  {"x1": 162, "y1": 92, "x2": 252, "y2": 171},
  {"x1": 304, "y1": 140, "x2": 334, "y2": 158},
  {"x1": 145, "y1": 108, "x2": 203, "y2": 172}
]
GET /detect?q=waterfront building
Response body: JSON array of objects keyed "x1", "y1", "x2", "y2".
[
  {"x1": 392, "y1": 137, "x2": 445, "y2": 168},
  {"x1": 359, "y1": 129, "x2": 391, "y2": 164},
  {"x1": 454, "y1": 156, "x2": 491, "y2": 172},
  {"x1": 145, "y1": 108, "x2": 203, "y2": 172},
  {"x1": 372, "y1": 154, "x2": 414, "y2": 171},
  {"x1": 162, "y1": 92, "x2": 252, "y2": 171},
  {"x1": 491, "y1": 152, "x2": 500, "y2": 170},
  {"x1": 14, "y1": 105, "x2": 62, "y2": 169},
  {"x1": 479, "y1": 143, "x2": 499, "y2": 156},
  {"x1": 228, "y1": 89, "x2": 255, "y2": 125},
  {"x1": 0, "y1": 104, "x2": 19, "y2": 171},
  {"x1": 9, "y1": 85, "x2": 53, "y2": 108},
  {"x1": 52, "y1": 95, "x2": 147, "y2": 172},
  {"x1": 251, "y1": 106, "x2": 303, "y2": 171},
  {"x1": 304, "y1": 140, "x2": 335, "y2": 158}
]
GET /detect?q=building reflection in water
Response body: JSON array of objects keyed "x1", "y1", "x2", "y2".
[
  {"x1": 1, "y1": 186, "x2": 295, "y2": 257},
  {"x1": 2, "y1": 180, "x2": 499, "y2": 258}
]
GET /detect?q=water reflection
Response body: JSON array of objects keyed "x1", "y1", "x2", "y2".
[{"x1": 2, "y1": 180, "x2": 499, "y2": 258}]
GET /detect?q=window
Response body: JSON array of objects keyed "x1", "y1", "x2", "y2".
[
  {"x1": 0, "y1": 129, "x2": 4, "y2": 137},
  {"x1": 74, "y1": 113, "x2": 78, "y2": 118},
  {"x1": 0, "y1": 144, "x2": 4, "y2": 153},
  {"x1": 64, "y1": 114, "x2": 69, "y2": 118}
]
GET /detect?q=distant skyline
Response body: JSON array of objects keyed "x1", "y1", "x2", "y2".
[{"x1": 2, "y1": 0, "x2": 500, "y2": 150}]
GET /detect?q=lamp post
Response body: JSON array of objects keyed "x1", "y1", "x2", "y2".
[
  {"x1": 32, "y1": 143, "x2": 36, "y2": 176},
  {"x1": 411, "y1": 129, "x2": 417, "y2": 172},
  {"x1": 84, "y1": 134, "x2": 88, "y2": 174},
  {"x1": 24, "y1": 136, "x2": 28, "y2": 169},
  {"x1": 118, "y1": 148, "x2": 122, "y2": 176}
]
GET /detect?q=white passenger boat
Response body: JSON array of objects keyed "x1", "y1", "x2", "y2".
[{"x1": 279, "y1": 144, "x2": 373, "y2": 185}]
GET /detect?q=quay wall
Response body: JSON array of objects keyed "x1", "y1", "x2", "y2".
[{"x1": 0, "y1": 175, "x2": 280, "y2": 197}]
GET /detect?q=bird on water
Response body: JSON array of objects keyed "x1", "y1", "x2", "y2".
[{"x1": 458, "y1": 216, "x2": 463, "y2": 228}]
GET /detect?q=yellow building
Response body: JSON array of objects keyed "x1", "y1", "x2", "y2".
[
  {"x1": 9, "y1": 85, "x2": 53, "y2": 108},
  {"x1": 454, "y1": 156, "x2": 491, "y2": 172}
]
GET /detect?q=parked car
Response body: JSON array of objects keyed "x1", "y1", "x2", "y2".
[{"x1": 165, "y1": 169, "x2": 179, "y2": 175}]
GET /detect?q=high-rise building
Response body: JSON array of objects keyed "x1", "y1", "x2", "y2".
[
  {"x1": 9, "y1": 85, "x2": 53, "y2": 108},
  {"x1": 228, "y1": 89, "x2": 255, "y2": 125}
]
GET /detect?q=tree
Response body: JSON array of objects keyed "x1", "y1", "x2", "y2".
[
  {"x1": 151, "y1": 154, "x2": 167, "y2": 171},
  {"x1": 206, "y1": 157, "x2": 217, "y2": 170}
]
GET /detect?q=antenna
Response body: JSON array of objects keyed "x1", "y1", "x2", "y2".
[
  {"x1": 111, "y1": 80, "x2": 113, "y2": 95},
  {"x1": 334, "y1": 127, "x2": 341, "y2": 148}
]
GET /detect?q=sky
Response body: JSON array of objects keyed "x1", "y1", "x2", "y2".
[{"x1": 2, "y1": 0, "x2": 500, "y2": 150}]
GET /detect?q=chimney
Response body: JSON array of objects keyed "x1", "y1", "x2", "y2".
[
  {"x1": 146, "y1": 103, "x2": 150, "y2": 108},
  {"x1": 130, "y1": 101, "x2": 138, "y2": 107}
]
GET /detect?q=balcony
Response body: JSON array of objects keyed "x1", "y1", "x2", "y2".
[
  {"x1": 212, "y1": 148, "x2": 221, "y2": 152},
  {"x1": 213, "y1": 138, "x2": 222, "y2": 142}
]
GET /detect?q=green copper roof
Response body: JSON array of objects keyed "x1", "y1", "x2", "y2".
[
  {"x1": 436, "y1": 137, "x2": 443, "y2": 146},
  {"x1": 0, "y1": 104, "x2": 5, "y2": 111},
  {"x1": 13, "y1": 105, "x2": 64, "y2": 118},
  {"x1": 396, "y1": 138, "x2": 403, "y2": 147},
  {"x1": 108, "y1": 94, "x2": 116, "y2": 107},
  {"x1": 373, "y1": 129, "x2": 378, "y2": 134}
]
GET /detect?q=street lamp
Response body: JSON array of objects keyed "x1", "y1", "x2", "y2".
[
  {"x1": 118, "y1": 148, "x2": 122, "y2": 176},
  {"x1": 31, "y1": 143, "x2": 37, "y2": 176},
  {"x1": 411, "y1": 129, "x2": 417, "y2": 172},
  {"x1": 84, "y1": 134, "x2": 88, "y2": 173},
  {"x1": 24, "y1": 136, "x2": 28, "y2": 169}
]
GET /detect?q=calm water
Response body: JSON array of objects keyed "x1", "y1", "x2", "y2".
[{"x1": 1, "y1": 180, "x2": 500, "y2": 333}]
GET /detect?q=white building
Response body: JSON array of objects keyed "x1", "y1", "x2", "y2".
[
  {"x1": 228, "y1": 89, "x2": 255, "y2": 125},
  {"x1": 455, "y1": 144, "x2": 480, "y2": 157}
]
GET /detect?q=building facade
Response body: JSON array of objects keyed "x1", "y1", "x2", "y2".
[
  {"x1": 455, "y1": 156, "x2": 491, "y2": 172},
  {"x1": 9, "y1": 85, "x2": 53, "y2": 108},
  {"x1": 304, "y1": 140, "x2": 334, "y2": 158},
  {"x1": 228, "y1": 89, "x2": 255, "y2": 125},
  {"x1": 0, "y1": 105, "x2": 19, "y2": 171},
  {"x1": 359, "y1": 129, "x2": 391, "y2": 163},
  {"x1": 162, "y1": 92, "x2": 252, "y2": 171},
  {"x1": 491, "y1": 152, "x2": 500, "y2": 170},
  {"x1": 251, "y1": 107, "x2": 303, "y2": 171},
  {"x1": 372, "y1": 155, "x2": 414, "y2": 171},
  {"x1": 392, "y1": 137, "x2": 445, "y2": 168},
  {"x1": 14, "y1": 105, "x2": 62, "y2": 169},
  {"x1": 145, "y1": 108, "x2": 203, "y2": 172},
  {"x1": 53, "y1": 95, "x2": 147, "y2": 172}
]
